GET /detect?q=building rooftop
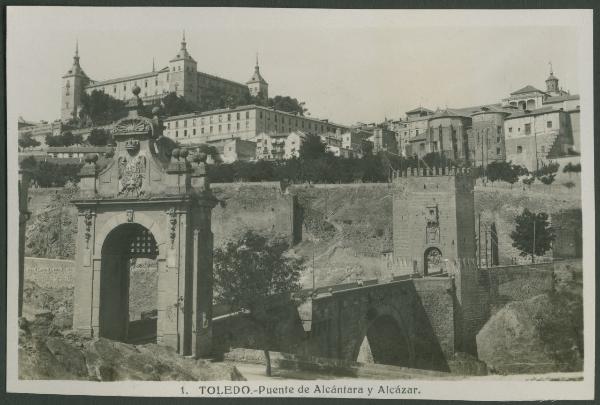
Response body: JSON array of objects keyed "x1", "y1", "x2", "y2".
[
  {"x1": 405, "y1": 107, "x2": 434, "y2": 115},
  {"x1": 543, "y1": 94, "x2": 580, "y2": 103},
  {"x1": 505, "y1": 106, "x2": 559, "y2": 120},
  {"x1": 510, "y1": 85, "x2": 546, "y2": 95},
  {"x1": 87, "y1": 70, "x2": 160, "y2": 88}
]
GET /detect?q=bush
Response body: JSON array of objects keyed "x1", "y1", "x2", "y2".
[
  {"x1": 20, "y1": 158, "x2": 83, "y2": 187},
  {"x1": 563, "y1": 162, "x2": 581, "y2": 173},
  {"x1": 19, "y1": 133, "x2": 41, "y2": 149}
]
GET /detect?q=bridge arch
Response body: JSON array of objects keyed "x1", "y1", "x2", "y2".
[{"x1": 352, "y1": 304, "x2": 414, "y2": 368}]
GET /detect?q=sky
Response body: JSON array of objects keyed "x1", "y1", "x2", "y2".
[{"x1": 7, "y1": 7, "x2": 586, "y2": 126}]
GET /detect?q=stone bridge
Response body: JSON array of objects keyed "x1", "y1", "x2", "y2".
[{"x1": 305, "y1": 275, "x2": 458, "y2": 372}]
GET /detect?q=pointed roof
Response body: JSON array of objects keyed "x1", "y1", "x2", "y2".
[
  {"x1": 63, "y1": 40, "x2": 88, "y2": 78},
  {"x1": 510, "y1": 85, "x2": 545, "y2": 95},
  {"x1": 246, "y1": 53, "x2": 267, "y2": 84},
  {"x1": 170, "y1": 30, "x2": 195, "y2": 62}
]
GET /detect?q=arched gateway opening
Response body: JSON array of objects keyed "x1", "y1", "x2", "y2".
[
  {"x1": 99, "y1": 223, "x2": 160, "y2": 343},
  {"x1": 356, "y1": 314, "x2": 410, "y2": 367}
]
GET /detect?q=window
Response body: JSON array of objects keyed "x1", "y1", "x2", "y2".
[
  {"x1": 496, "y1": 137, "x2": 500, "y2": 143},
  {"x1": 218, "y1": 125, "x2": 222, "y2": 132},
  {"x1": 193, "y1": 129, "x2": 196, "y2": 135},
  {"x1": 210, "y1": 126, "x2": 213, "y2": 133},
  {"x1": 237, "y1": 123, "x2": 240, "y2": 130},
  {"x1": 175, "y1": 131, "x2": 179, "y2": 137},
  {"x1": 123, "y1": 85, "x2": 127, "y2": 91},
  {"x1": 246, "y1": 111, "x2": 250, "y2": 119},
  {"x1": 497, "y1": 126, "x2": 502, "y2": 134},
  {"x1": 175, "y1": 121, "x2": 179, "y2": 128},
  {"x1": 508, "y1": 127, "x2": 512, "y2": 133},
  {"x1": 201, "y1": 128, "x2": 204, "y2": 134},
  {"x1": 155, "y1": 80, "x2": 158, "y2": 86},
  {"x1": 227, "y1": 114, "x2": 231, "y2": 122},
  {"x1": 496, "y1": 147, "x2": 501, "y2": 155},
  {"x1": 145, "y1": 81, "x2": 148, "y2": 88},
  {"x1": 259, "y1": 111, "x2": 263, "y2": 119},
  {"x1": 184, "y1": 130, "x2": 187, "y2": 137},
  {"x1": 547, "y1": 121, "x2": 552, "y2": 128},
  {"x1": 237, "y1": 112, "x2": 240, "y2": 120},
  {"x1": 167, "y1": 122, "x2": 171, "y2": 129},
  {"x1": 227, "y1": 124, "x2": 231, "y2": 130},
  {"x1": 416, "y1": 130, "x2": 419, "y2": 135},
  {"x1": 517, "y1": 145, "x2": 522, "y2": 153},
  {"x1": 524, "y1": 123, "x2": 531, "y2": 134}
]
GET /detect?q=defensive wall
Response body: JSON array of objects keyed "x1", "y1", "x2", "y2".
[{"x1": 211, "y1": 182, "x2": 300, "y2": 247}]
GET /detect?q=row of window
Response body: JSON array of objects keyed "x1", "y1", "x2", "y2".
[
  {"x1": 173, "y1": 121, "x2": 252, "y2": 137},
  {"x1": 167, "y1": 112, "x2": 342, "y2": 133}
]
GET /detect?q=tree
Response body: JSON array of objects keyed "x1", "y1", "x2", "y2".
[
  {"x1": 18, "y1": 133, "x2": 41, "y2": 149},
  {"x1": 486, "y1": 161, "x2": 519, "y2": 184},
  {"x1": 510, "y1": 208, "x2": 555, "y2": 263},
  {"x1": 213, "y1": 231, "x2": 305, "y2": 376},
  {"x1": 267, "y1": 96, "x2": 307, "y2": 116},
  {"x1": 299, "y1": 134, "x2": 327, "y2": 160},
  {"x1": 87, "y1": 128, "x2": 112, "y2": 146},
  {"x1": 161, "y1": 92, "x2": 198, "y2": 116},
  {"x1": 79, "y1": 90, "x2": 127, "y2": 126}
]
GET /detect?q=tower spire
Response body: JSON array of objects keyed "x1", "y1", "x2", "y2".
[
  {"x1": 256, "y1": 52, "x2": 259, "y2": 67},
  {"x1": 181, "y1": 30, "x2": 186, "y2": 50},
  {"x1": 73, "y1": 39, "x2": 80, "y2": 66},
  {"x1": 152, "y1": 57, "x2": 155, "y2": 72},
  {"x1": 549, "y1": 60, "x2": 553, "y2": 75}
]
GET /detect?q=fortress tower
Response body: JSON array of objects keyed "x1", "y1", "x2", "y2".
[
  {"x1": 168, "y1": 31, "x2": 198, "y2": 101},
  {"x1": 246, "y1": 54, "x2": 268, "y2": 100},
  {"x1": 61, "y1": 41, "x2": 90, "y2": 122},
  {"x1": 392, "y1": 167, "x2": 476, "y2": 276}
]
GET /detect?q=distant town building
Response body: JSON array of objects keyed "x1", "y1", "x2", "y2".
[
  {"x1": 393, "y1": 65, "x2": 579, "y2": 170},
  {"x1": 255, "y1": 131, "x2": 306, "y2": 160},
  {"x1": 163, "y1": 104, "x2": 349, "y2": 144},
  {"x1": 60, "y1": 33, "x2": 266, "y2": 122},
  {"x1": 46, "y1": 145, "x2": 113, "y2": 160},
  {"x1": 503, "y1": 107, "x2": 573, "y2": 170}
]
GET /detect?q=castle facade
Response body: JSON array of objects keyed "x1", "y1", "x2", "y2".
[{"x1": 61, "y1": 33, "x2": 268, "y2": 122}]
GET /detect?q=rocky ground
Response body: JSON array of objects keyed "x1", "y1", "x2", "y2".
[
  {"x1": 18, "y1": 281, "x2": 244, "y2": 381},
  {"x1": 476, "y1": 264, "x2": 583, "y2": 374}
]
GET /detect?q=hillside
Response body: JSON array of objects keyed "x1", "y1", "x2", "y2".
[{"x1": 25, "y1": 179, "x2": 581, "y2": 289}]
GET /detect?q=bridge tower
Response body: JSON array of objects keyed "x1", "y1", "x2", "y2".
[
  {"x1": 392, "y1": 166, "x2": 476, "y2": 276},
  {"x1": 392, "y1": 166, "x2": 481, "y2": 354}
]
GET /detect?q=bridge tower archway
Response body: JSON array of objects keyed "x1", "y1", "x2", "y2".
[
  {"x1": 98, "y1": 222, "x2": 160, "y2": 343},
  {"x1": 71, "y1": 88, "x2": 217, "y2": 358},
  {"x1": 424, "y1": 247, "x2": 443, "y2": 276}
]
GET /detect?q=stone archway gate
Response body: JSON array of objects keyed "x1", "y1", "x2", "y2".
[{"x1": 71, "y1": 88, "x2": 217, "y2": 358}]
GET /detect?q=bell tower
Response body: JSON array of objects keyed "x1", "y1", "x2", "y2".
[
  {"x1": 61, "y1": 41, "x2": 89, "y2": 122},
  {"x1": 545, "y1": 62, "x2": 560, "y2": 95}
]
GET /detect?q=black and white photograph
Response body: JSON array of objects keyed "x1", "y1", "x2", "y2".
[{"x1": 5, "y1": 6, "x2": 595, "y2": 401}]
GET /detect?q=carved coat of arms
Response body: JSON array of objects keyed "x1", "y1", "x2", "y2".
[{"x1": 118, "y1": 155, "x2": 146, "y2": 197}]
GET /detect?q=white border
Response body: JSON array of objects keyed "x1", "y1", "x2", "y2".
[{"x1": 5, "y1": 7, "x2": 595, "y2": 400}]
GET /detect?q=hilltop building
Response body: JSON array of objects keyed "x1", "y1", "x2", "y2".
[
  {"x1": 393, "y1": 65, "x2": 579, "y2": 170},
  {"x1": 60, "y1": 33, "x2": 267, "y2": 122},
  {"x1": 163, "y1": 104, "x2": 349, "y2": 145}
]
